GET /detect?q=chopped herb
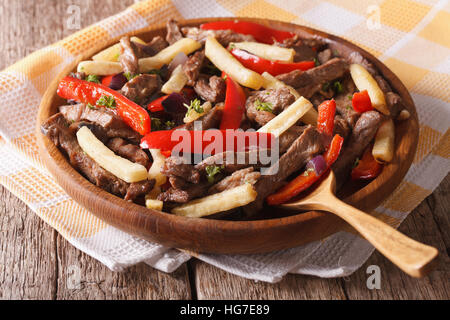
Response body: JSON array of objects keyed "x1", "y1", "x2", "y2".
[
  {"x1": 151, "y1": 118, "x2": 162, "y2": 131},
  {"x1": 333, "y1": 49, "x2": 339, "y2": 57},
  {"x1": 184, "y1": 98, "x2": 204, "y2": 115},
  {"x1": 302, "y1": 168, "x2": 315, "y2": 177},
  {"x1": 228, "y1": 43, "x2": 236, "y2": 49},
  {"x1": 322, "y1": 82, "x2": 330, "y2": 91},
  {"x1": 97, "y1": 95, "x2": 116, "y2": 109},
  {"x1": 86, "y1": 74, "x2": 100, "y2": 83},
  {"x1": 333, "y1": 81, "x2": 343, "y2": 94},
  {"x1": 265, "y1": 91, "x2": 271, "y2": 95},
  {"x1": 313, "y1": 57, "x2": 320, "y2": 66},
  {"x1": 113, "y1": 53, "x2": 120, "y2": 61},
  {"x1": 254, "y1": 99, "x2": 273, "y2": 113},
  {"x1": 124, "y1": 72, "x2": 139, "y2": 81},
  {"x1": 223, "y1": 75, "x2": 228, "y2": 80},
  {"x1": 165, "y1": 120, "x2": 175, "y2": 129},
  {"x1": 348, "y1": 94, "x2": 353, "y2": 100},
  {"x1": 353, "y1": 158, "x2": 360, "y2": 169},
  {"x1": 86, "y1": 103, "x2": 96, "y2": 110},
  {"x1": 205, "y1": 165, "x2": 224, "y2": 184},
  {"x1": 147, "y1": 69, "x2": 162, "y2": 76},
  {"x1": 346, "y1": 105, "x2": 352, "y2": 110}
]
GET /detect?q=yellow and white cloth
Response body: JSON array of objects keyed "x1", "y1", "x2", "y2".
[{"x1": 0, "y1": 0, "x2": 448, "y2": 282}]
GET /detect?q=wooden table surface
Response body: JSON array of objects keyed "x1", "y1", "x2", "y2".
[{"x1": 0, "y1": 0, "x2": 448, "y2": 300}]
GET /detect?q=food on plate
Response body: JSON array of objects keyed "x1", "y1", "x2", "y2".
[{"x1": 42, "y1": 19, "x2": 409, "y2": 219}]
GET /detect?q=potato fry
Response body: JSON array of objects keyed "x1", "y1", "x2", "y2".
[
  {"x1": 77, "y1": 60, "x2": 123, "y2": 76},
  {"x1": 172, "y1": 184, "x2": 257, "y2": 218},
  {"x1": 350, "y1": 63, "x2": 389, "y2": 115},
  {"x1": 397, "y1": 109, "x2": 410, "y2": 121},
  {"x1": 258, "y1": 97, "x2": 313, "y2": 137},
  {"x1": 183, "y1": 101, "x2": 212, "y2": 123},
  {"x1": 372, "y1": 118, "x2": 395, "y2": 163},
  {"x1": 261, "y1": 72, "x2": 318, "y2": 126},
  {"x1": 145, "y1": 198, "x2": 164, "y2": 211},
  {"x1": 205, "y1": 37, "x2": 264, "y2": 90},
  {"x1": 77, "y1": 126, "x2": 148, "y2": 183},
  {"x1": 139, "y1": 38, "x2": 201, "y2": 72},
  {"x1": 148, "y1": 149, "x2": 168, "y2": 187},
  {"x1": 92, "y1": 37, "x2": 146, "y2": 62},
  {"x1": 161, "y1": 64, "x2": 188, "y2": 94},
  {"x1": 231, "y1": 42, "x2": 295, "y2": 62}
]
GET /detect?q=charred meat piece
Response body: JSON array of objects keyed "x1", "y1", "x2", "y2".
[
  {"x1": 245, "y1": 88, "x2": 296, "y2": 127},
  {"x1": 71, "y1": 121, "x2": 141, "y2": 145},
  {"x1": 181, "y1": 105, "x2": 223, "y2": 131},
  {"x1": 157, "y1": 183, "x2": 209, "y2": 203},
  {"x1": 120, "y1": 74, "x2": 161, "y2": 105},
  {"x1": 332, "y1": 111, "x2": 383, "y2": 186},
  {"x1": 276, "y1": 58, "x2": 349, "y2": 98},
  {"x1": 125, "y1": 180, "x2": 155, "y2": 201},
  {"x1": 119, "y1": 36, "x2": 141, "y2": 74},
  {"x1": 333, "y1": 76, "x2": 361, "y2": 128},
  {"x1": 333, "y1": 115, "x2": 351, "y2": 140},
  {"x1": 181, "y1": 27, "x2": 255, "y2": 47},
  {"x1": 318, "y1": 48, "x2": 332, "y2": 64},
  {"x1": 106, "y1": 137, "x2": 150, "y2": 168},
  {"x1": 194, "y1": 75, "x2": 226, "y2": 103},
  {"x1": 161, "y1": 156, "x2": 201, "y2": 184},
  {"x1": 244, "y1": 126, "x2": 325, "y2": 215},
  {"x1": 135, "y1": 36, "x2": 168, "y2": 55},
  {"x1": 166, "y1": 19, "x2": 183, "y2": 44},
  {"x1": 208, "y1": 167, "x2": 261, "y2": 195},
  {"x1": 279, "y1": 125, "x2": 306, "y2": 153},
  {"x1": 183, "y1": 50, "x2": 205, "y2": 86}
]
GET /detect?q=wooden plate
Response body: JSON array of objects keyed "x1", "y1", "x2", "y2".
[{"x1": 37, "y1": 17, "x2": 419, "y2": 254}]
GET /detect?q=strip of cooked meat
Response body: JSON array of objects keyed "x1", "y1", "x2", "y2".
[
  {"x1": 333, "y1": 115, "x2": 351, "y2": 140},
  {"x1": 161, "y1": 156, "x2": 201, "y2": 184},
  {"x1": 181, "y1": 27, "x2": 255, "y2": 46},
  {"x1": 318, "y1": 48, "x2": 332, "y2": 64},
  {"x1": 276, "y1": 58, "x2": 349, "y2": 98},
  {"x1": 332, "y1": 110, "x2": 383, "y2": 186},
  {"x1": 135, "y1": 36, "x2": 169, "y2": 55},
  {"x1": 276, "y1": 34, "x2": 327, "y2": 51},
  {"x1": 166, "y1": 19, "x2": 183, "y2": 44},
  {"x1": 106, "y1": 137, "x2": 150, "y2": 168},
  {"x1": 183, "y1": 50, "x2": 205, "y2": 86},
  {"x1": 157, "y1": 183, "x2": 209, "y2": 203},
  {"x1": 244, "y1": 125, "x2": 325, "y2": 215},
  {"x1": 119, "y1": 36, "x2": 141, "y2": 74},
  {"x1": 41, "y1": 113, "x2": 154, "y2": 201},
  {"x1": 120, "y1": 74, "x2": 161, "y2": 105},
  {"x1": 333, "y1": 76, "x2": 361, "y2": 128},
  {"x1": 279, "y1": 125, "x2": 306, "y2": 153},
  {"x1": 181, "y1": 105, "x2": 223, "y2": 131},
  {"x1": 245, "y1": 88, "x2": 296, "y2": 127},
  {"x1": 194, "y1": 75, "x2": 226, "y2": 103},
  {"x1": 208, "y1": 167, "x2": 261, "y2": 195}
]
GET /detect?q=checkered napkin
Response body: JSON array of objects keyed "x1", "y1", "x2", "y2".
[{"x1": 0, "y1": 0, "x2": 448, "y2": 283}]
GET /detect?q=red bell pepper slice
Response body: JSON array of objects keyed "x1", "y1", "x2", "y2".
[
  {"x1": 351, "y1": 146, "x2": 382, "y2": 180},
  {"x1": 57, "y1": 77, "x2": 151, "y2": 135},
  {"x1": 266, "y1": 134, "x2": 344, "y2": 205},
  {"x1": 219, "y1": 74, "x2": 247, "y2": 130},
  {"x1": 101, "y1": 74, "x2": 114, "y2": 87},
  {"x1": 140, "y1": 130, "x2": 274, "y2": 155},
  {"x1": 352, "y1": 90, "x2": 373, "y2": 113},
  {"x1": 230, "y1": 48, "x2": 315, "y2": 76},
  {"x1": 147, "y1": 95, "x2": 168, "y2": 113},
  {"x1": 317, "y1": 99, "x2": 336, "y2": 137},
  {"x1": 200, "y1": 20, "x2": 295, "y2": 44}
]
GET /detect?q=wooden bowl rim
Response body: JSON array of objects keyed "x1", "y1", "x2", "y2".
[{"x1": 36, "y1": 17, "x2": 419, "y2": 253}]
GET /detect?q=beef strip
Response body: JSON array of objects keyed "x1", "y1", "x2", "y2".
[
  {"x1": 135, "y1": 36, "x2": 168, "y2": 55},
  {"x1": 161, "y1": 156, "x2": 201, "y2": 184},
  {"x1": 245, "y1": 88, "x2": 296, "y2": 127},
  {"x1": 194, "y1": 75, "x2": 226, "y2": 103},
  {"x1": 72, "y1": 121, "x2": 141, "y2": 145},
  {"x1": 318, "y1": 48, "x2": 332, "y2": 64},
  {"x1": 41, "y1": 113, "x2": 154, "y2": 201},
  {"x1": 183, "y1": 50, "x2": 205, "y2": 86},
  {"x1": 181, "y1": 105, "x2": 223, "y2": 130},
  {"x1": 157, "y1": 183, "x2": 208, "y2": 203},
  {"x1": 331, "y1": 111, "x2": 383, "y2": 186},
  {"x1": 279, "y1": 125, "x2": 306, "y2": 153},
  {"x1": 119, "y1": 36, "x2": 141, "y2": 74},
  {"x1": 333, "y1": 115, "x2": 351, "y2": 140},
  {"x1": 166, "y1": 19, "x2": 183, "y2": 44},
  {"x1": 120, "y1": 74, "x2": 161, "y2": 105},
  {"x1": 276, "y1": 58, "x2": 349, "y2": 98},
  {"x1": 59, "y1": 104, "x2": 141, "y2": 143},
  {"x1": 208, "y1": 167, "x2": 261, "y2": 195},
  {"x1": 69, "y1": 72, "x2": 86, "y2": 80},
  {"x1": 244, "y1": 126, "x2": 325, "y2": 215},
  {"x1": 106, "y1": 137, "x2": 150, "y2": 168},
  {"x1": 333, "y1": 76, "x2": 361, "y2": 128},
  {"x1": 181, "y1": 27, "x2": 255, "y2": 46},
  {"x1": 277, "y1": 34, "x2": 327, "y2": 51}
]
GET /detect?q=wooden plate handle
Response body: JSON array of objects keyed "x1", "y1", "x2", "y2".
[{"x1": 316, "y1": 196, "x2": 438, "y2": 278}]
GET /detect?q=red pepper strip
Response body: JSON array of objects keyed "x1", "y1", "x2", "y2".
[
  {"x1": 147, "y1": 95, "x2": 168, "y2": 113},
  {"x1": 352, "y1": 90, "x2": 373, "y2": 113},
  {"x1": 317, "y1": 99, "x2": 336, "y2": 137},
  {"x1": 219, "y1": 74, "x2": 247, "y2": 130},
  {"x1": 200, "y1": 20, "x2": 295, "y2": 44},
  {"x1": 101, "y1": 74, "x2": 114, "y2": 87},
  {"x1": 230, "y1": 48, "x2": 315, "y2": 76},
  {"x1": 351, "y1": 146, "x2": 382, "y2": 180},
  {"x1": 266, "y1": 134, "x2": 344, "y2": 205},
  {"x1": 57, "y1": 77, "x2": 151, "y2": 135},
  {"x1": 140, "y1": 130, "x2": 274, "y2": 155}
]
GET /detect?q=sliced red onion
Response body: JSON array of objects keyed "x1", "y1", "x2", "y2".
[
  {"x1": 161, "y1": 92, "x2": 188, "y2": 114},
  {"x1": 167, "y1": 52, "x2": 188, "y2": 75},
  {"x1": 108, "y1": 73, "x2": 127, "y2": 90},
  {"x1": 306, "y1": 155, "x2": 327, "y2": 176}
]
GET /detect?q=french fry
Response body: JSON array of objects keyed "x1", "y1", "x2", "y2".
[
  {"x1": 77, "y1": 60, "x2": 123, "y2": 76},
  {"x1": 205, "y1": 37, "x2": 264, "y2": 90},
  {"x1": 92, "y1": 37, "x2": 146, "y2": 62},
  {"x1": 139, "y1": 38, "x2": 201, "y2": 72},
  {"x1": 397, "y1": 109, "x2": 410, "y2": 121},
  {"x1": 77, "y1": 126, "x2": 148, "y2": 183},
  {"x1": 258, "y1": 96, "x2": 313, "y2": 137},
  {"x1": 350, "y1": 63, "x2": 389, "y2": 115},
  {"x1": 261, "y1": 72, "x2": 318, "y2": 126},
  {"x1": 161, "y1": 64, "x2": 189, "y2": 94},
  {"x1": 183, "y1": 101, "x2": 212, "y2": 123},
  {"x1": 231, "y1": 42, "x2": 295, "y2": 62},
  {"x1": 372, "y1": 118, "x2": 395, "y2": 163},
  {"x1": 145, "y1": 149, "x2": 168, "y2": 211},
  {"x1": 172, "y1": 184, "x2": 257, "y2": 218},
  {"x1": 145, "y1": 198, "x2": 164, "y2": 211}
]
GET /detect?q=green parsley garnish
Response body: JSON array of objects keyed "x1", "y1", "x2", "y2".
[
  {"x1": 302, "y1": 168, "x2": 315, "y2": 177},
  {"x1": 97, "y1": 95, "x2": 116, "y2": 109},
  {"x1": 165, "y1": 120, "x2": 175, "y2": 129},
  {"x1": 333, "y1": 81, "x2": 343, "y2": 94},
  {"x1": 86, "y1": 74, "x2": 100, "y2": 84},
  {"x1": 346, "y1": 105, "x2": 352, "y2": 110},
  {"x1": 313, "y1": 57, "x2": 320, "y2": 66},
  {"x1": 184, "y1": 98, "x2": 204, "y2": 115},
  {"x1": 86, "y1": 103, "x2": 96, "y2": 110},
  {"x1": 348, "y1": 94, "x2": 353, "y2": 100},
  {"x1": 322, "y1": 82, "x2": 330, "y2": 91},
  {"x1": 205, "y1": 165, "x2": 224, "y2": 184},
  {"x1": 124, "y1": 72, "x2": 139, "y2": 81},
  {"x1": 255, "y1": 99, "x2": 273, "y2": 113},
  {"x1": 151, "y1": 118, "x2": 162, "y2": 131}
]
